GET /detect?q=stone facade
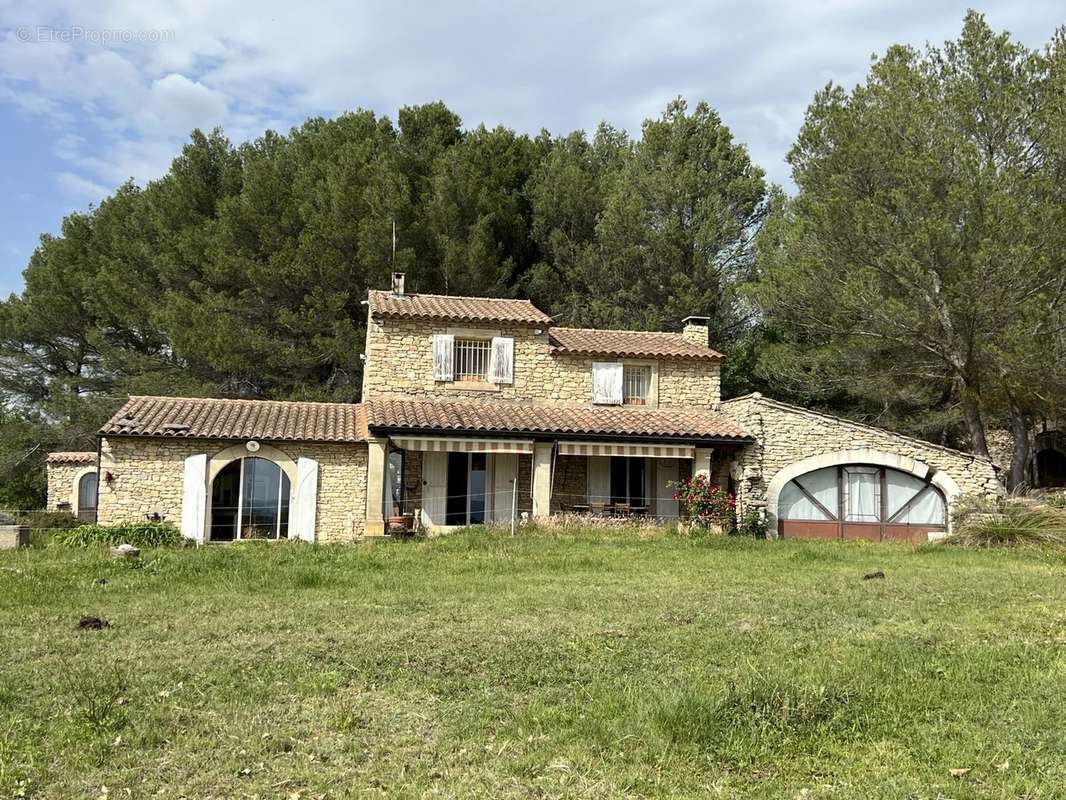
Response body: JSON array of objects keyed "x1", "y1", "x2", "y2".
[
  {"x1": 551, "y1": 455, "x2": 588, "y2": 513},
  {"x1": 98, "y1": 437, "x2": 368, "y2": 543},
  {"x1": 46, "y1": 460, "x2": 96, "y2": 514},
  {"x1": 721, "y1": 394, "x2": 1000, "y2": 534},
  {"x1": 362, "y1": 316, "x2": 721, "y2": 410}
]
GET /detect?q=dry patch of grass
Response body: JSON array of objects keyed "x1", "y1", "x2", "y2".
[{"x1": 1, "y1": 528, "x2": 1064, "y2": 798}]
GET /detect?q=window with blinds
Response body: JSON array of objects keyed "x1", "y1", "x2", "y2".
[
  {"x1": 623, "y1": 365, "x2": 651, "y2": 405},
  {"x1": 454, "y1": 338, "x2": 491, "y2": 381}
]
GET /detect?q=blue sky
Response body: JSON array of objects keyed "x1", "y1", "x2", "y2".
[{"x1": 0, "y1": 1, "x2": 1062, "y2": 295}]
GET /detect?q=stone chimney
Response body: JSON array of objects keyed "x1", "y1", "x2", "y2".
[
  {"x1": 391, "y1": 271, "x2": 405, "y2": 296},
  {"x1": 681, "y1": 316, "x2": 710, "y2": 346}
]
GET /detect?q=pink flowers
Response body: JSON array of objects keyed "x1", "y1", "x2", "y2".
[{"x1": 671, "y1": 474, "x2": 735, "y2": 527}]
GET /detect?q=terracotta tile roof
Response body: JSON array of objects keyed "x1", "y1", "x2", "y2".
[
  {"x1": 46, "y1": 452, "x2": 96, "y2": 465},
  {"x1": 365, "y1": 398, "x2": 752, "y2": 442},
  {"x1": 368, "y1": 290, "x2": 553, "y2": 326},
  {"x1": 100, "y1": 396, "x2": 368, "y2": 443},
  {"x1": 549, "y1": 327, "x2": 723, "y2": 360}
]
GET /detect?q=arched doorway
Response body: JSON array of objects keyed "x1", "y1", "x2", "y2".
[
  {"x1": 1035, "y1": 449, "x2": 1066, "y2": 488},
  {"x1": 777, "y1": 464, "x2": 947, "y2": 542},
  {"x1": 209, "y1": 457, "x2": 291, "y2": 541},
  {"x1": 76, "y1": 471, "x2": 98, "y2": 521}
]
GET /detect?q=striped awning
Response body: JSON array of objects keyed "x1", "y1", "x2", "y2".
[
  {"x1": 557, "y1": 441, "x2": 695, "y2": 459},
  {"x1": 391, "y1": 436, "x2": 534, "y2": 454}
]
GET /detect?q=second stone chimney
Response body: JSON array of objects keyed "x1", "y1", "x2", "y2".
[
  {"x1": 681, "y1": 316, "x2": 710, "y2": 346},
  {"x1": 390, "y1": 271, "x2": 406, "y2": 297}
]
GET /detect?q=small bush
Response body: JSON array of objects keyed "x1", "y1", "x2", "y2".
[
  {"x1": 946, "y1": 495, "x2": 1066, "y2": 549},
  {"x1": 16, "y1": 510, "x2": 82, "y2": 531},
  {"x1": 53, "y1": 522, "x2": 181, "y2": 549},
  {"x1": 733, "y1": 510, "x2": 768, "y2": 539}
]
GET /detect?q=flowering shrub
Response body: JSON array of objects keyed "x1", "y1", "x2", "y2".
[{"x1": 672, "y1": 474, "x2": 735, "y2": 528}]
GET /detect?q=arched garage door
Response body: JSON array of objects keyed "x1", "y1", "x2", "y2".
[{"x1": 778, "y1": 464, "x2": 946, "y2": 542}]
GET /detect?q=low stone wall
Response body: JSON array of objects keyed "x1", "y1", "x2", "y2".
[
  {"x1": 98, "y1": 437, "x2": 369, "y2": 543},
  {"x1": 721, "y1": 394, "x2": 1000, "y2": 533}
]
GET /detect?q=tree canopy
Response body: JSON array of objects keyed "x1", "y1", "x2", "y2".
[
  {"x1": 0, "y1": 99, "x2": 767, "y2": 507},
  {"x1": 748, "y1": 11, "x2": 1066, "y2": 488},
  {"x1": 5, "y1": 12, "x2": 1065, "y2": 506}
]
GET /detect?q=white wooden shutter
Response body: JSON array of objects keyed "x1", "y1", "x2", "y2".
[
  {"x1": 592, "y1": 361, "x2": 623, "y2": 405},
  {"x1": 432, "y1": 334, "x2": 454, "y2": 381},
  {"x1": 180, "y1": 453, "x2": 207, "y2": 544},
  {"x1": 588, "y1": 456, "x2": 611, "y2": 504},
  {"x1": 488, "y1": 336, "x2": 514, "y2": 384},
  {"x1": 421, "y1": 451, "x2": 448, "y2": 528},
  {"x1": 292, "y1": 457, "x2": 319, "y2": 542}
]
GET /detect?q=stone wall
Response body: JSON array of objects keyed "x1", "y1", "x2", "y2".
[
  {"x1": 721, "y1": 394, "x2": 1000, "y2": 531},
  {"x1": 551, "y1": 455, "x2": 588, "y2": 513},
  {"x1": 46, "y1": 458, "x2": 96, "y2": 513},
  {"x1": 362, "y1": 316, "x2": 721, "y2": 409},
  {"x1": 98, "y1": 437, "x2": 368, "y2": 543}
]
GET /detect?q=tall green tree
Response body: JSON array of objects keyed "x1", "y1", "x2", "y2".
[
  {"x1": 572, "y1": 99, "x2": 767, "y2": 339},
  {"x1": 749, "y1": 12, "x2": 1066, "y2": 487}
]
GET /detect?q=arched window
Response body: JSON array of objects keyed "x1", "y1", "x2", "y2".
[
  {"x1": 77, "y1": 471, "x2": 98, "y2": 521},
  {"x1": 779, "y1": 464, "x2": 945, "y2": 541},
  {"x1": 209, "y1": 457, "x2": 291, "y2": 541}
]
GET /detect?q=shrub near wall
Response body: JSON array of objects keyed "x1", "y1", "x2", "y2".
[{"x1": 53, "y1": 522, "x2": 181, "y2": 549}]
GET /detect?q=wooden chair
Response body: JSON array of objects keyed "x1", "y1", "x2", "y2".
[
  {"x1": 614, "y1": 502, "x2": 631, "y2": 517},
  {"x1": 589, "y1": 502, "x2": 608, "y2": 517}
]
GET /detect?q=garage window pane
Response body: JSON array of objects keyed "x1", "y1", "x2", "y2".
[
  {"x1": 886, "y1": 470, "x2": 945, "y2": 524},
  {"x1": 780, "y1": 467, "x2": 837, "y2": 520},
  {"x1": 901, "y1": 489, "x2": 945, "y2": 525},
  {"x1": 843, "y1": 466, "x2": 880, "y2": 522}
]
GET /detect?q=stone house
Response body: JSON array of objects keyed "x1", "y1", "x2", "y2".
[{"x1": 47, "y1": 274, "x2": 999, "y2": 543}]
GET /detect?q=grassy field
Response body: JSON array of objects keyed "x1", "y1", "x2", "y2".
[{"x1": 1, "y1": 530, "x2": 1064, "y2": 799}]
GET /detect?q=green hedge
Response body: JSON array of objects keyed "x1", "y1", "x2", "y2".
[{"x1": 52, "y1": 522, "x2": 182, "y2": 549}]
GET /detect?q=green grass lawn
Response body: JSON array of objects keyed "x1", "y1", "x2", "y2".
[{"x1": 1, "y1": 530, "x2": 1064, "y2": 799}]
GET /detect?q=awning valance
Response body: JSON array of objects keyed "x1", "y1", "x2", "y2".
[
  {"x1": 558, "y1": 441, "x2": 695, "y2": 459},
  {"x1": 391, "y1": 436, "x2": 534, "y2": 454}
]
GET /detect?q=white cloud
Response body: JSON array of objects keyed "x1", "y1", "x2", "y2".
[
  {"x1": 1, "y1": 0, "x2": 1064, "y2": 206},
  {"x1": 55, "y1": 170, "x2": 110, "y2": 200}
]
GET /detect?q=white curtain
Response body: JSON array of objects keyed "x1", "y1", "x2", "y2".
[{"x1": 844, "y1": 467, "x2": 880, "y2": 522}]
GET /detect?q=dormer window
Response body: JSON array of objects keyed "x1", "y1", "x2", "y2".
[{"x1": 623, "y1": 365, "x2": 651, "y2": 405}]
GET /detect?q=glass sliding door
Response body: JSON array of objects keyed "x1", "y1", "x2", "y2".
[
  {"x1": 608, "y1": 456, "x2": 648, "y2": 507},
  {"x1": 445, "y1": 452, "x2": 489, "y2": 526}
]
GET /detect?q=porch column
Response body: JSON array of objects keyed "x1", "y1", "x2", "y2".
[
  {"x1": 532, "y1": 442, "x2": 553, "y2": 518},
  {"x1": 694, "y1": 447, "x2": 713, "y2": 481},
  {"x1": 365, "y1": 436, "x2": 388, "y2": 536}
]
